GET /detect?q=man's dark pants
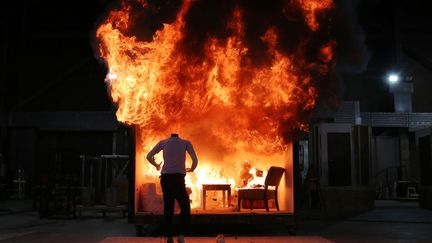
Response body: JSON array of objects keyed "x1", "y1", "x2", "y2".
[{"x1": 160, "y1": 173, "x2": 191, "y2": 237}]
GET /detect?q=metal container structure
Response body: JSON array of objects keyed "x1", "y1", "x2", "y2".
[{"x1": 129, "y1": 127, "x2": 296, "y2": 235}]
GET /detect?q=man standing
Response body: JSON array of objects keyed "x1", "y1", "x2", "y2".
[{"x1": 147, "y1": 133, "x2": 198, "y2": 243}]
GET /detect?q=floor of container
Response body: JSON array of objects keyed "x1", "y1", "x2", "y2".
[
  {"x1": 135, "y1": 209, "x2": 295, "y2": 236},
  {"x1": 136, "y1": 210, "x2": 292, "y2": 215}
]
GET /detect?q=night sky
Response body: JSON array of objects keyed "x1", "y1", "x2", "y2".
[{"x1": 1, "y1": 0, "x2": 431, "y2": 113}]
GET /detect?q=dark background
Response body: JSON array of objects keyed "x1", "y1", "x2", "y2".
[{"x1": 0, "y1": 1, "x2": 112, "y2": 112}]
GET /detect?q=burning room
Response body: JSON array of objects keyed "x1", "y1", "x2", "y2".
[{"x1": 95, "y1": 0, "x2": 335, "y2": 216}]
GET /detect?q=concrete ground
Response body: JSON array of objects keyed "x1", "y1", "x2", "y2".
[
  {"x1": 296, "y1": 200, "x2": 432, "y2": 242},
  {"x1": 1, "y1": 200, "x2": 432, "y2": 242}
]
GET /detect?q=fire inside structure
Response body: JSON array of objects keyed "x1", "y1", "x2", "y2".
[{"x1": 95, "y1": 0, "x2": 336, "y2": 229}]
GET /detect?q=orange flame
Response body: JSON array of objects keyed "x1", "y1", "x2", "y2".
[
  {"x1": 297, "y1": 0, "x2": 334, "y2": 31},
  {"x1": 96, "y1": 0, "x2": 334, "y2": 210}
]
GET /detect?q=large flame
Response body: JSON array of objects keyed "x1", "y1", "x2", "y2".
[{"x1": 96, "y1": 0, "x2": 335, "y2": 210}]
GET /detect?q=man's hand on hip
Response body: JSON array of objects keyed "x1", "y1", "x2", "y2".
[{"x1": 155, "y1": 162, "x2": 162, "y2": 171}]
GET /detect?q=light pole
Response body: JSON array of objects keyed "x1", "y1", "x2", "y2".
[{"x1": 387, "y1": 72, "x2": 413, "y2": 113}]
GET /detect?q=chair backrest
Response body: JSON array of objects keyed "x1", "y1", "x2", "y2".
[{"x1": 264, "y1": 166, "x2": 286, "y2": 187}]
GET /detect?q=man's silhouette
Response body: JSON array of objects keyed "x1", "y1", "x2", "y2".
[{"x1": 147, "y1": 133, "x2": 198, "y2": 243}]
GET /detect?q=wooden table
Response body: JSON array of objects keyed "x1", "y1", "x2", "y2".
[{"x1": 202, "y1": 184, "x2": 231, "y2": 210}]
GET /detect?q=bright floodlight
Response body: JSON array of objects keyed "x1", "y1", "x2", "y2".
[{"x1": 387, "y1": 74, "x2": 399, "y2": 84}]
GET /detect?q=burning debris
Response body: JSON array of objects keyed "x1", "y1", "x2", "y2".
[{"x1": 95, "y1": 0, "x2": 335, "y2": 211}]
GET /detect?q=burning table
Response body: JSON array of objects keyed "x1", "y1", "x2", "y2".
[{"x1": 202, "y1": 184, "x2": 231, "y2": 210}]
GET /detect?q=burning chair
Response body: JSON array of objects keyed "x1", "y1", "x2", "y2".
[{"x1": 238, "y1": 166, "x2": 286, "y2": 212}]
